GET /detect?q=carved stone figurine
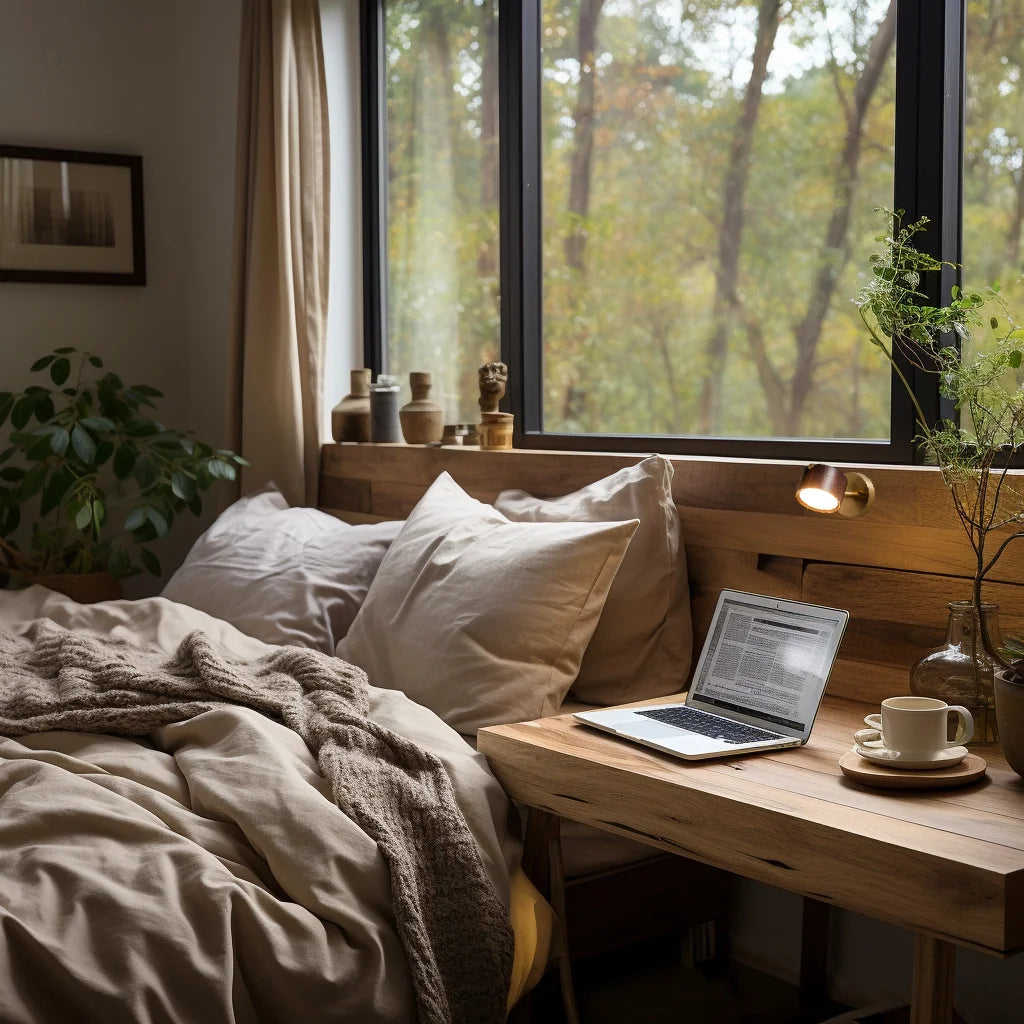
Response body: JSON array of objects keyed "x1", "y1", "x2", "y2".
[{"x1": 477, "y1": 361, "x2": 508, "y2": 414}]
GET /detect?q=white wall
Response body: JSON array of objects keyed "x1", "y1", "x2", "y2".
[{"x1": 0, "y1": 0, "x2": 242, "y2": 588}]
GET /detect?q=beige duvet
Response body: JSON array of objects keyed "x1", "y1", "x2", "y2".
[{"x1": 0, "y1": 588, "x2": 521, "y2": 1023}]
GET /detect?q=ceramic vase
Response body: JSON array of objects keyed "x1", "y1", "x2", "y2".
[
  {"x1": 399, "y1": 372, "x2": 444, "y2": 444},
  {"x1": 369, "y1": 374, "x2": 403, "y2": 442},
  {"x1": 331, "y1": 369, "x2": 372, "y2": 443},
  {"x1": 995, "y1": 668, "x2": 1024, "y2": 777},
  {"x1": 910, "y1": 601, "x2": 1000, "y2": 745}
]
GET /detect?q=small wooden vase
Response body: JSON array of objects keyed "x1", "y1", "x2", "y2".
[
  {"x1": 332, "y1": 368, "x2": 372, "y2": 442},
  {"x1": 478, "y1": 411, "x2": 514, "y2": 451},
  {"x1": 400, "y1": 372, "x2": 444, "y2": 444}
]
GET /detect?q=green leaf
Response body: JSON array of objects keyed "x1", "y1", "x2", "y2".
[
  {"x1": 132, "y1": 384, "x2": 163, "y2": 398},
  {"x1": 139, "y1": 548, "x2": 162, "y2": 577},
  {"x1": 50, "y1": 428, "x2": 70, "y2": 456},
  {"x1": 133, "y1": 454, "x2": 158, "y2": 489},
  {"x1": 0, "y1": 503, "x2": 20, "y2": 537},
  {"x1": 0, "y1": 447, "x2": 14, "y2": 465},
  {"x1": 0, "y1": 467, "x2": 24, "y2": 482},
  {"x1": 990, "y1": 317, "x2": 1000, "y2": 331},
  {"x1": 0, "y1": 395, "x2": 13, "y2": 429},
  {"x1": 124, "y1": 507, "x2": 148, "y2": 532},
  {"x1": 88, "y1": 355, "x2": 104, "y2": 368},
  {"x1": 70, "y1": 425, "x2": 97, "y2": 465},
  {"x1": 79, "y1": 416, "x2": 115, "y2": 432},
  {"x1": 53, "y1": 346, "x2": 75, "y2": 354},
  {"x1": 30, "y1": 355, "x2": 55, "y2": 372},
  {"x1": 33, "y1": 396, "x2": 55, "y2": 423},
  {"x1": 50, "y1": 358, "x2": 71, "y2": 385},
  {"x1": 113, "y1": 445, "x2": 136, "y2": 480},
  {"x1": 92, "y1": 499, "x2": 106, "y2": 532},
  {"x1": 17, "y1": 463, "x2": 47, "y2": 501},
  {"x1": 1011, "y1": 351, "x2": 1023, "y2": 370},
  {"x1": 40, "y1": 469, "x2": 73, "y2": 518},
  {"x1": 146, "y1": 507, "x2": 169, "y2": 537},
  {"x1": 10, "y1": 397, "x2": 33, "y2": 430},
  {"x1": 74, "y1": 504, "x2": 93, "y2": 531},
  {"x1": 94, "y1": 440, "x2": 114, "y2": 466},
  {"x1": 170, "y1": 471, "x2": 196, "y2": 502}
]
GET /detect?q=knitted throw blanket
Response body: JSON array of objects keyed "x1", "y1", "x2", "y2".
[{"x1": 0, "y1": 622, "x2": 513, "y2": 1024}]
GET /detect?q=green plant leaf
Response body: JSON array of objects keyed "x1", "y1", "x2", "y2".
[
  {"x1": 10, "y1": 397, "x2": 33, "y2": 430},
  {"x1": 79, "y1": 416, "x2": 115, "y2": 432},
  {"x1": 94, "y1": 440, "x2": 114, "y2": 465},
  {"x1": 146, "y1": 507, "x2": 169, "y2": 537},
  {"x1": 88, "y1": 355, "x2": 104, "y2": 368},
  {"x1": 33, "y1": 396, "x2": 55, "y2": 422},
  {"x1": 0, "y1": 502, "x2": 20, "y2": 537},
  {"x1": 1010, "y1": 351, "x2": 1023, "y2": 370},
  {"x1": 0, "y1": 395, "x2": 13, "y2": 429},
  {"x1": 0, "y1": 447, "x2": 14, "y2": 465},
  {"x1": 113, "y1": 445, "x2": 136, "y2": 480},
  {"x1": 74, "y1": 504, "x2": 93, "y2": 531},
  {"x1": 133, "y1": 455, "x2": 158, "y2": 489},
  {"x1": 53, "y1": 347, "x2": 75, "y2": 355},
  {"x1": 139, "y1": 547, "x2": 162, "y2": 577},
  {"x1": 124, "y1": 507, "x2": 148, "y2": 532},
  {"x1": 17, "y1": 464, "x2": 47, "y2": 501},
  {"x1": 50, "y1": 358, "x2": 71, "y2": 385},
  {"x1": 40, "y1": 469, "x2": 73, "y2": 518},
  {"x1": 0, "y1": 467, "x2": 24, "y2": 482},
  {"x1": 170, "y1": 471, "x2": 196, "y2": 502},
  {"x1": 70, "y1": 425, "x2": 97, "y2": 465},
  {"x1": 30, "y1": 355, "x2": 55, "y2": 372},
  {"x1": 50, "y1": 427, "x2": 70, "y2": 456}
]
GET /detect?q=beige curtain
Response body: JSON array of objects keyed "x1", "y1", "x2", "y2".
[{"x1": 229, "y1": 0, "x2": 330, "y2": 507}]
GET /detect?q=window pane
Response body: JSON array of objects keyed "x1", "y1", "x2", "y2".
[
  {"x1": 541, "y1": 0, "x2": 896, "y2": 439},
  {"x1": 963, "y1": 2, "x2": 1024, "y2": 365},
  {"x1": 384, "y1": 0, "x2": 500, "y2": 424}
]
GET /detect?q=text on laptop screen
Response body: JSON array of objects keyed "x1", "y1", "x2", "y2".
[{"x1": 690, "y1": 596, "x2": 844, "y2": 733}]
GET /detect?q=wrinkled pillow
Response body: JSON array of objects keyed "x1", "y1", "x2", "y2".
[
  {"x1": 162, "y1": 484, "x2": 401, "y2": 652},
  {"x1": 495, "y1": 455, "x2": 691, "y2": 704},
  {"x1": 336, "y1": 472, "x2": 638, "y2": 737}
]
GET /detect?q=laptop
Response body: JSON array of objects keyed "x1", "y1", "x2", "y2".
[{"x1": 574, "y1": 589, "x2": 849, "y2": 761}]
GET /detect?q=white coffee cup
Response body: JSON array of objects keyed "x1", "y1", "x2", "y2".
[{"x1": 854, "y1": 696, "x2": 973, "y2": 756}]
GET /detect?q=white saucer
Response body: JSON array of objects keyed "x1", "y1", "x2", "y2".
[{"x1": 853, "y1": 742, "x2": 969, "y2": 771}]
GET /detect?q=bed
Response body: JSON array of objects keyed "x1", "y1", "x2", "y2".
[{"x1": 0, "y1": 454, "x2": 694, "y2": 1022}]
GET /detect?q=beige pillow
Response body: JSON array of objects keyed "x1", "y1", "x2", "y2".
[
  {"x1": 495, "y1": 455, "x2": 692, "y2": 704},
  {"x1": 336, "y1": 472, "x2": 638, "y2": 737}
]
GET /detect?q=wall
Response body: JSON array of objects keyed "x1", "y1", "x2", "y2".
[{"x1": 0, "y1": 0, "x2": 242, "y2": 587}]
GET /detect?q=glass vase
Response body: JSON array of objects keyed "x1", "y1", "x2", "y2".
[{"x1": 910, "y1": 601, "x2": 1001, "y2": 745}]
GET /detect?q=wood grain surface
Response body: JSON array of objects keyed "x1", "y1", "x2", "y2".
[
  {"x1": 319, "y1": 443, "x2": 1024, "y2": 703},
  {"x1": 477, "y1": 697, "x2": 1024, "y2": 958}
]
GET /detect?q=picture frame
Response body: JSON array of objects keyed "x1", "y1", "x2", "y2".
[{"x1": 0, "y1": 144, "x2": 146, "y2": 285}]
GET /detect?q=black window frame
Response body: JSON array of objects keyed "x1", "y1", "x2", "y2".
[{"x1": 360, "y1": 0, "x2": 966, "y2": 465}]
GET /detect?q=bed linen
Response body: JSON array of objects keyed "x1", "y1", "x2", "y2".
[{"x1": 0, "y1": 587, "x2": 529, "y2": 1024}]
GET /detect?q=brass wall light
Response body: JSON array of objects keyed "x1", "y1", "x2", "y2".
[{"x1": 795, "y1": 464, "x2": 874, "y2": 517}]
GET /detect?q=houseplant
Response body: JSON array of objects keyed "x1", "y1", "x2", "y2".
[
  {"x1": 854, "y1": 210, "x2": 1024, "y2": 765},
  {"x1": 0, "y1": 347, "x2": 246, "y2": 599}
]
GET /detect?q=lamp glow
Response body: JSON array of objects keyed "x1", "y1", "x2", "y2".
[{"x1": 795, "y1": 464, "x2": 874, "y2": 518}]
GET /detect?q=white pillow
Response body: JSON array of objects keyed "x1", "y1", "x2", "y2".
[
  {"x1": 495, "y1": 455, "x2": 692, "y2": 704},
  {"x1": 162, "y1": 484, "x2": 401, "y2": 652},
  {"x1": 336, "y1": 472, "x2": 638, "y2": 737}
]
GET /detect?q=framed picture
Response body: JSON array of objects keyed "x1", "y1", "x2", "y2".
[{"x1": 0, "y1": 144, "x2": 145, "y2": 285}]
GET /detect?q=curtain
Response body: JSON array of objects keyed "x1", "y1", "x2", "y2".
[{"x1": 229, "y1": 0, "x2": 330, "y2": 507}]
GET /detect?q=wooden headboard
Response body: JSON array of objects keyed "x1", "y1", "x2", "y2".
[{"x1": 319, "y1": 442, "x2": 1024, "y2": 707}]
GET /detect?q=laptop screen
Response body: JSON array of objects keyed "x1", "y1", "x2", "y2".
[{"x1": 689, "y1": 590, "x2": 849, "y2": 738}]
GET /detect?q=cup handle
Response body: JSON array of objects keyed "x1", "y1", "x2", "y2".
[
  {"x1": 863, "y1": 713, "x2": 882, "y2": 731},
  {"x1": 854, "y1": 728, "x2": 884, "y2": 748},
  {"x1": 946, "y1": 706, "x2": 974, "y2": 747}
]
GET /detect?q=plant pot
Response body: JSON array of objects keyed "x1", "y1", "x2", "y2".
[
  {"x1": 34, "y1": 572, "x2": 123, "y2": 604},
  {"x1": 995, "y1": 667, "x2": 1024, "y2": 778}
]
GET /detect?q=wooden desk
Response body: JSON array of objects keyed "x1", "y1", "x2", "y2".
[{"x1": 479, "y1": 696, "x2": 1024, "y2": 1024}]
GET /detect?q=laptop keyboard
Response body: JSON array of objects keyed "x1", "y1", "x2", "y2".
[{"x1": 636, "y1": 705, "x2": 784, "y2": 745}]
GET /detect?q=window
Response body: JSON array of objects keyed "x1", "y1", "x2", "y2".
[{"x1": 362, "y1": 1, "x2": 1000, "y2": 463}]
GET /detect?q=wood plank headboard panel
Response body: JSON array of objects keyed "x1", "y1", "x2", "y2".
[{"x1": 319, "y1": 443, "x2": 1024, "y2": 706}]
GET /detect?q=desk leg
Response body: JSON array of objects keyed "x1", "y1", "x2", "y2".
[
  {"x1": 910, "y1": 934, "x2": 955, "y2": 1024},
  {"x1": 521, "y1": 809, "x2": 580, "y2": 1024}
]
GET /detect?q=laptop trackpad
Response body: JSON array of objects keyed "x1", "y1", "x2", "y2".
[{"x1": 617, "y1": 719, "x2": 687, "y2": 741}]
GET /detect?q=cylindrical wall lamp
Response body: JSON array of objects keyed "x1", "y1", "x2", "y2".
[{"x1": 795, "y1": 464, "x2": 874, "y2": 518}]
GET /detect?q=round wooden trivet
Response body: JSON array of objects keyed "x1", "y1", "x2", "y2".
[{"x1": 839, "y1": 750, "x2": 988, "y2": 789}]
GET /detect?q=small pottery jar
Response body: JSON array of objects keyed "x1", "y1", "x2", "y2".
[
  {"x1": 995, "y1": 667, "x2": 1024, "y2": 777},
  {"x1": 369, "y1": 374, "x2": 402, "y2": 443},
  {"x1": 399, "y1": 372, "x2": 444, "y2": 444},
  {"x1": 331, "y1": 368, "x2": 371, "y2": 442}
]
